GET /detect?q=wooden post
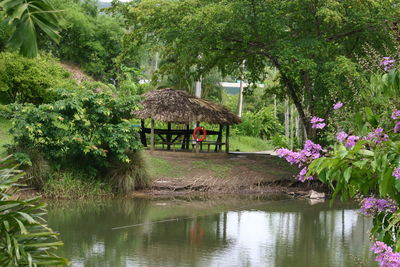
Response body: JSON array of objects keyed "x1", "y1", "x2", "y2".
[
  {"x1": 195, "y1": 122, "x2": 200, "y2": 153},
  {"x1": 186, "y1": 124, "x2": 190, "y2": 149},
  {"x1": 167, "y1": 122, "x2": 172, "y2": 150},
  {"x1": 151, "y1": 119, "x2": 155, "y2": 152},
  {"x1": 140, "y1": 120, "x2": 147, "y2": 147},
  {"x1": 216, "y1": 124, "x2": 223, "y2": 152},
  {"x1": 226, "y1": 125, "x2": 230, "y2": 153}
]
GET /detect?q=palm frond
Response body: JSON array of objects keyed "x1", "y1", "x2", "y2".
[{"x1": 0, "y1": 0, "x2": 63, "y2": 57}]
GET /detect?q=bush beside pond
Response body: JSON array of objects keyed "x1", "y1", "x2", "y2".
[{"x1": 7, "y1": 87, "x2": 149, "y2": 195}]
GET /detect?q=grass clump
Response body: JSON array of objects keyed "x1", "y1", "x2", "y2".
[
  {"x1": 230, "y1": 135, "x2": 274, "y2": 152},
  {"x1": 43, "y1": 173, "x2": 112, "y2": 200},
  {"x1": 105, "y1": 152, "x2": 149, "y2": 194},
  {"x1": 0, "y1": 118, "x2": 11, "y2": 156}
]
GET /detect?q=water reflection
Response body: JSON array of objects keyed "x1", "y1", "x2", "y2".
[{"x1": 47, "y1": 197, "x2": 376, "y2": 267}]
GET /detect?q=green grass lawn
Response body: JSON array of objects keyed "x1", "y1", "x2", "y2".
[
  {"x1": 0, "y1": 118, "x2": 12, "y2": 156},
  {"x1": 229, "y1": 135, "x2": 274, "y2": 152},
  {"x1": 146, "y1": 155, "x2": 185, "y2": 178},
  {"x1": 191, "y1": 160, "x2": 231, "y2": 178}
]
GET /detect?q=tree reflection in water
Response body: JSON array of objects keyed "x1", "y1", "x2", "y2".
[{"x1": 47, "y1": 197, "x2": 375, "y2": 267}]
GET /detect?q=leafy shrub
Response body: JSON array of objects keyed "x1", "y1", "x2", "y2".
[
  {"x1": 0, "y1": 52, "x2": 75, "y2": 104},
  {"x1": 0, "y1": 156, "x2": 68, "y2": 266},
  {"x1": 271, "y1": 134, "x2": 290, "y2": 149},
  {"x1": 235, "y1": 106, "x2": 283, "y2": 139},
  {"x1": 9, "y1": 87, "x2": 149, "y2": 192}
]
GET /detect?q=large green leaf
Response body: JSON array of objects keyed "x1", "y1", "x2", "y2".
[{"x1": 0, "y1": 0, "x2": 62, "y2": 57}]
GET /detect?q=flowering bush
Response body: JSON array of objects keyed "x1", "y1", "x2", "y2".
[{"x1": 277, "y1": 67, "x2": 400, "y2": 266}]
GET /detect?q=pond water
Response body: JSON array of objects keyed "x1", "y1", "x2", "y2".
[{"x1": 47, "y1": 196, "x2": 376, "y2": 267}]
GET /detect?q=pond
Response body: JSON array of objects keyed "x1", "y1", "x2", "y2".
[{"x1": 47, "y1": 196, "x2": 376, "y2": 267}]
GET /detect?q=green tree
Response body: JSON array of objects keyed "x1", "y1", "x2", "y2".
[
  {"x1": 0, "y1": 0, "x2": 62, "y2": 57},
  {"x1": 43, "y1": 0, "x2": 125, "y2": 82},
  {"x1": 0, "y1": 52, "x2": 75, "y2": 104},
  {"x1": 122, "y1": 0, "x2": 399, "y2": 139}
]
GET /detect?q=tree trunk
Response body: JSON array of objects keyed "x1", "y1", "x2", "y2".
[
  {"x1": 269, "y1": 56, "x2": 314, "y2": 139},
  {"x1": 285, "y1": 99, "x2": 289, "y2": 139},
  {"x1": 290, "y1": 104, "x2": 295, "y2": 150}
]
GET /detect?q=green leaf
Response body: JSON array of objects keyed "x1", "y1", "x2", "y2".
[
  {"x1": 358, "y1": 149, "x2": 374, "y2": 157},
  {"x1": 343, "y1": 167, "x2": 352, "y2": 182},
  {"x1": 2, "y1": 0, "x2": 62, "y2": 57},
  {"x1": 379, "y1": 168, "x2": 395, "y2": 197}
]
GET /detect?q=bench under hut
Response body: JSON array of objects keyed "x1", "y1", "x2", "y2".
[{"x1": 134, "y1": 88, "x2": 241, "y2": 153}]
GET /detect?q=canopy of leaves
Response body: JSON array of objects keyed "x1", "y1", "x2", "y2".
[{"x1": 124, "y1": 0, "x2": 400, "y2": 136}]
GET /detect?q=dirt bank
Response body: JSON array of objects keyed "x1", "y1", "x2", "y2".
[{"x1": 137, "y1": 150, "x2": 327, "y2": 197}]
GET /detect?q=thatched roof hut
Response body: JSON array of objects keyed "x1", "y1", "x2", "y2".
[{"x1": 134, "y1": 88, "x2": 241, "y2": 125}]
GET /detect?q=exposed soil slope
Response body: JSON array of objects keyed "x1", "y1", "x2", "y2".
[{"x1": 140, "y1": 151, "x2": 321, "y2": 196}]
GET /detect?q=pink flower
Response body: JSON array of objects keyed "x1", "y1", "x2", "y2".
[
  {"x1": 394, "y1": 122, "x2": 400, "y2": 133},
  {"x1": 371, "y1": 241, "x2": 400, "y2": 267},
  {"x1": 380, "y1": 57, "x2": 396, "y2": 71},
  {"x1": 345, "y1": 135, "x2": 359, "y2": 149},
  {"x1": 333, "y1": 102, "x2": 343, "y2": 110},
  {"x1": 391, "y1": 110, "x2": 400, "y2": 120},
  {"x1": 337, "y1": 131, "x2": 348, "y2": 143},
  {"x1": 393, "y1": 168, "x2": 400, "y2": 180},
  {"x1": 311, "y1": 117, "x2": 326, "y2": 129},
  {"x1": 363, "y1": 128, "x2": 389, "y2": 144},
  {"x1": 313, "y1": 123, "x2": 326, "y2": 129}
]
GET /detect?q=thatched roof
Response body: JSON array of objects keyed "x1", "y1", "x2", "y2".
[{"x1": 134, "y1": 88, "x2": 241, "y2": 125}]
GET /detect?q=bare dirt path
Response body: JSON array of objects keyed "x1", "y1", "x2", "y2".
[{"x1": 137, "y1": 151, "x2": 322, "y2": 196}]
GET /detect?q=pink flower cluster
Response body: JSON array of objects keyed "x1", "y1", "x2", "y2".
[
  {"x1": 393, "y1": 168, "x2": 400, "y2": 180},
  {"x1": 371, "y1": 241, "x2": 400, "y2": 267},
  {"x1": 311, "y1": 116, "x2": 326, "y2": 129},
  {"x1": 391, "y1": 110, "x2": 400, "y2": 120},
  {"x1": 276, "y1": 140, "x2": 326, "y2": 182},
  {"x1": 363, "y1": 128, "x2": 389, "y2": 144},
  {"x1": 392, "y1": 110, "x2": 400, "y2": 133},
  {"x1": 333, "y1": 102, "x2": 343, "y2": 110},
  {"x1": 380, "y1": 57, "x2": 396, "y2": 71},
  {"x1": 360, "y1": 197, "x2": 397, "y2": 217},
  {"x1": 336, "y1": 131, "x2": 359, "y2": 148}
]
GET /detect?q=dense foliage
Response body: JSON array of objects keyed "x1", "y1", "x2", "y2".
[
  {"x1": 278, "y1": 66, "x2": 400, "y2": 266},
  {"x1": 0, "y1": 52, "x2": 75, "y2": 104},
  {"x1": 121, "y1": 0, "x2": 400, "y2": 139},
  {"x1": 235, "y1": 106, "x2": 283, "y2": 139},
  {"x1": 41, "y1": 0, "x2": 125, "y2": 83},
  {"x1": 9, "y1": 87, "x2": 148, "y2": 192},
  {"x1": 0, "y1": 156, "x2": 67, "y2": 266}
]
